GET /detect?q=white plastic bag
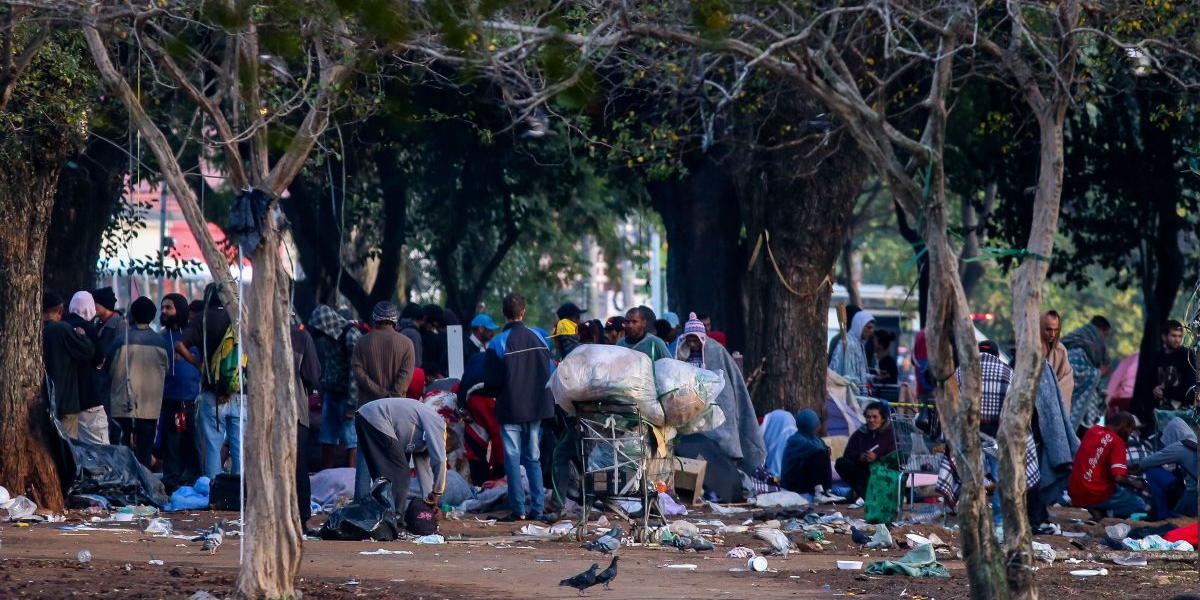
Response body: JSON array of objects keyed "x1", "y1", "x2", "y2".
[
  {"x1": 676, "y1": 404, "x2": 726, "y2": 435},
  {"x1": 653, "y1": 359, "x2": 725, "y2": 427},
  {"x1": 751, "y1": 491, "x2": 809, "y2": 509},
  {"x1": 550, "y1": 345, "x2": 661, "y2": 424}
]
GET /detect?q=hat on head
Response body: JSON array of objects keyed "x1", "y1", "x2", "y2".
[
  {"x1": 43, "y1": 291, "x2": 64, "y2": 312},
  {"x1": 556, "y1": 302, "x2": 584, "y2": 321},
  {"x1": 682, "y1": 312, "x2": 707, "y2": 342},
  {"x1": 401, "y1": 302, "x2": 423, "y2": 320},
  {"x1": 92, "y1": 286, "x2": 117, "y2": 311},
  {"x1": 69, "y1": 291, "x2": 96, "y2": 321},
  {"x1": 604, "y1": 316, "x2": 626, "y2": 331},
  {"x1": 663, "y1": 312, "x2": 680, "y2": 329},
  {"x1": 470, "y1": 314, "x2": 500, "y2": 331},
  {"x1": 550, "y1": 318, "x2": 579, "y2": 338},
  {"x1": 372, "y1": 301, "x2": 400, "y2": 324},
  {"x1": 130, "y1": 296, "x2": 157, "y2": 325}
]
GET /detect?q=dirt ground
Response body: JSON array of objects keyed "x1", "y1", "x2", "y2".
[{"x1": 0, "y1": 506, "x2": 1197, "y2": 599}]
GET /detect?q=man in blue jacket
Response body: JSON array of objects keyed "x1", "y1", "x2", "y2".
[
  {"x1": 160, "y1": 294, "x2": 202, "y2": 491},
  {"x1": 484, "y1": 293, "x2": 554, "y2": 522}
]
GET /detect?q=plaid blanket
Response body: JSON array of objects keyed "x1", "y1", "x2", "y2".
[
  {"x1": 936, "y1": 434, "x2": 1040, "y2": 508},
  {"x1": 1068, "y1": 347, "x2": 1104, "y2": 430}
]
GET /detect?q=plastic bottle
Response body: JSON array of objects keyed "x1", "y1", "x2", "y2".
[{"x1": 77, "y1": 550, "x2": 92, "y2": 564}]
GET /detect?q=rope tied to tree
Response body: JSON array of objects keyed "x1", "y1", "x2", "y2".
[{"x1": 746, "y1": 229, "x2": 831, "y2": 297}]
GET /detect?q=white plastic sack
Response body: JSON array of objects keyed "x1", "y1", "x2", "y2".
[
  {"x1": 4, "y1": 495, "x2": 36, "y2": 521},
  {"x1": 676, "y1": 404, "x2": 726, "y2": 435},
  {"x1": 653, "y1": 359, "x2": 726, "y2": 427},
  {"x1": 550, "y1": 345, "x2": 661, "y2": 424},
  {"x1": 753, "y1": 527, "x2": 793, "y2": 555},
  {"x1": 751, "y1": 491, "x2": 809, "y2": 509}
]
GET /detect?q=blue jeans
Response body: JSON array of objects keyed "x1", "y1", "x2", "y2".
[
  {"x1": 196, "y1": 391, "x2": 242, "y2": 479},
  {"x1": 318, "y1": 392, "x2": 357, "y2": 448},
  {"x1": 502, "y1": 421, "x2": 545, "y2": 518},
  {"x1": 1143, "y1": 466, "x2": 1179, "y2": 519},
  {"x1": 1086, "y1": 486, "x2": 1146, "y2": 518}
]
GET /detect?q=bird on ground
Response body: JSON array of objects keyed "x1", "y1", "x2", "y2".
[
  {"x1": 559, "y1": 563, "x2": 600, "y2": 595},
  {"x1": 581, "y1": 525, "x2": 623, "y2": 554},
  {"x1": 595, "y1": 556, "x2": 619, "y2": 590},
  {"x1": 191, "y1": 520, "x2": 225, "y2": 554},
  {"x1": 850, "y1": 526, "x2": 871, "y2": 545}
]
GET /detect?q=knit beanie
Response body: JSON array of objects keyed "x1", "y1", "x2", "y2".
[
  {"x1": 682, "y1": 312, "x2": 707, "y2": 341},
  {"x1": 43, "y1": 291, "x2": 64, "y2": 312},
  {"x1": 372, "y1": 301, "x2": 400, "y2": 325},
  {"x1": 130, "y1": 296, "x2": 157, "y2": 325},
  {"x1": 92, "y1": 286, "x2": 117, "y2": 312}
]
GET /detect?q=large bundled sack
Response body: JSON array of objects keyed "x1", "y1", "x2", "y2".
[
  {"x1": 654, "y1": 359, "x2": 725, "y2": 427},
  {"x1": 319, "y1": 480, "x2": 401, "y2": 541},
  {"x1": 550, "y1": 345, "x2": 662, "y2": 424}
]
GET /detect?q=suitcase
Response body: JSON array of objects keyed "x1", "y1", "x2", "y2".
[{"x1": 209, "y1": 473, "x2": 241, "y2": 511}]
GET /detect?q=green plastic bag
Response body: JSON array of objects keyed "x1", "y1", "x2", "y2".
[{"x1": 864, "y1": 461, "x2": 900, "y2": 524}]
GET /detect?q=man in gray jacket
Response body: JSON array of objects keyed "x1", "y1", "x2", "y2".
[
  {"x1": 355, "y1": 397, "x2": 447, "y2": 527},
  {"x1": 1132, "y1": 417, "x2": 1198, "y2": 518}
]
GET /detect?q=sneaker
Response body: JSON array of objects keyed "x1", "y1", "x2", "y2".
[
  {"x1": 1034, "y1": 523, "x2": 1061, "y2": 536},
  {"x1": 850, "y1": 498, "x2": 865, "y2": 509},
  {"x1": 814, "y1": 491, "x2": 846, "y2": 504},
  {"x1": 497, "y1": 513, "x2": 526, "y2": 523}
]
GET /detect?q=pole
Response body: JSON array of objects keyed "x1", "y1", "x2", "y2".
[
  {"x1": 650, "y1": 230, "x2": 662, "y2": 316},
  {"x1": 156, "y1": 184, "x2": 168, "y2": 326}
]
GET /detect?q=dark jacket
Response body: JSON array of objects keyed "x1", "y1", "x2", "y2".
[
  {"x1": 421, "y1": 329, "x2": 448, "y2": 379},
  {"x1": 95, "y1": 312, "x2": 126, "y2": 410},
  {"x1": 399, "y1": 319, "x2": 424, "y2": 369},
  {"x1": 63, "y1": 313, "x2": 103, "y2": 411},
  {"x1": 842, "y1": 422, "x2": 897, "y2": 463},
  {"x1": 483, "y1": 322, "x2": 554, "y2": 425},
  {"x1": 162, "y1": 327, "x2": 202, "y2": 402},
  {"x1": 180, "y1": 304, "x2": 232, "y2": 391},
  {"x1": 43, "y1": 319, "x2": 95, "y2": 416},
  {"x1": 108, "y1": 326, "x2": 170, "y2": 420},
  {"x1": 292, "y1": 325, "x2": 321, "y2": 428},
  {"x1": 1154, "y1": 346, "x2": 1197, "y2": 406}
]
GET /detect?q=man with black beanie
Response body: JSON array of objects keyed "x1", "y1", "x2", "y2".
[
  {"x1": 108, "y1": 297, "x2": 170, "y2": 468},
  {"x1": 91, "y1": 286, "x2": 125, "y2": 418},
  {"x1": 42, "y1": 291, "x2": 94, "y2": 437}
]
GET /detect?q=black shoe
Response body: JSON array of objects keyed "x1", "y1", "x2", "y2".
[{"x1": 498, "y1": 512, "x2": 526, "y2": 523}]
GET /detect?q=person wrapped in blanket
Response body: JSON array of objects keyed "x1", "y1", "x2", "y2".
[{"x1": 936, "y1": 342, "x2": 1040, "y2": 525}]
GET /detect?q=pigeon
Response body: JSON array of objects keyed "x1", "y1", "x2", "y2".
[
  {"x1": 191, "y1": 520, "x2": 225, "y2": 554},
  {"x1": 595, "y1": 556, "x2": 619, "y2": 590},
  {"x1": 559, "y1": 563, "x2": 599, "y2": 595},
  {"x1": 581, "y1": 526, "x2": 623, "y2": 554},
  {"x1": 850, "y1": 526, "x2": 871, "y2": 546}
]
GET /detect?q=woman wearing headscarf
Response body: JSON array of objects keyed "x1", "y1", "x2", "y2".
[
  {"x1": 1064, "y1": 317, "x2": 1111, "y2": 432},
  {"x1": 65, "y1": 291, "x2": 109, "y2": 444},
  {"x1": 780, "y1": 409, "x2": 836, "y2": 498},
  {"x1": 760, "y1": 410, "x2": 797, "y2": 477},
  {"x1": 830, "y1": 310, "x2": 875, "y2": 388}
]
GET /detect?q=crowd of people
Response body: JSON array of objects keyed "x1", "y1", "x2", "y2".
[{"x1": 816, "y1": 304, "x2": 1198, "y2": 525}]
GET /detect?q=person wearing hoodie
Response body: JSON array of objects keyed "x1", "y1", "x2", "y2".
[
  {"x1": 309, "y1": 304, "x2": 364, "y2": 470},
  {"x1": 109, "y1": 297, "x2": 170, "y2": 468},
  {"x1": 65, "y1": 291, "x2": 109, "y2": 444},
  {"x1": 399, "y1": 303, "x2": 425, "y2": 369},
  {"x1": 159, "y1": 294, "x2": 202, "y2": 490},
  {"x1": 43, "y1": 291, "x2": 94, "y2": 437},
  {"x1": 420, "y1": 304, "x2": 448, "y2": 380},
  {"x1": 781, "y1": 409, "x2": 838, "y2": 500},
  {"x1": 830, "y1": 310, "x2": 875, "y2": 389}
]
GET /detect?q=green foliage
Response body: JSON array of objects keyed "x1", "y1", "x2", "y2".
[{"x1": 1, "y1": 34, "x2": 95, "y2": 161}]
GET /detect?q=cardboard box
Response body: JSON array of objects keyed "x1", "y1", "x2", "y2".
[{"x1": 672, "y1": 457, "x2": 707, "y2": 506}]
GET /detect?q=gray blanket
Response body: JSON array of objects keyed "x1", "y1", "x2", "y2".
[
  {"x1": 1036, "y1": 360, "x2": 1079, "y2": 485},
  {"x1": 701, "y1": 339, "x2": 767, "y2": 470}
]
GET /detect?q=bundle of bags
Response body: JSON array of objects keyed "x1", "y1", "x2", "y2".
[{"x1": 549, "y1": 345, "x2": 725, "y2": 432}]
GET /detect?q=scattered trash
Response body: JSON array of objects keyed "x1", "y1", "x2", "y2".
[
  {"x1": 1111, "y1": 554, "x2": 1147, "y2": 567},
  {"x1": 753, "y1": 527, "x2": 792, "y2": 555},
  {"x1": 359, "y1": 548, "x2": 414, "y2": 555},
  {"x1": 663, "y1": 563, "x2": 698, "y2": 570},
  {"x1": 668, "y1": 520, "x2": 699, "y2": 538},
  {"x1": 1070, "y1": 569, "x2": 1109, "y2": 577},
  {"x1": 413, "y1": 534, "x2": 445, "y2": 545},
  {"x1": 148, "y1": 559, "x2": 164, "y2": 566},
  {"x1": 535, "y1": 559, "x2": 557, "y2": 563},
  {"x1": 344, "y1": 579, "x2": 360, "y2": 586},
  {"x1": 3, "y1": 495, "x2": 36, "y2": 521},
  {"x1": 867, "y1": 524, "x2": 895, "y2": 549},
  {"x1": 1122, "y1": 535, "x2": 1194, "y2": 552},
  {"x1": 751, "y1": 490, "x2": 808, "y2": 508},
  {"x1": 1105, "y1": 524, "x2": 1131, "y2": 540},
  {"x1": 144, "y1": 518, "x2": 173, "y2": 536},
  {"x1": 1060, "y1": 531, "x2": 1087, "y2": 538},
  {"x1": 122, "y1": 563, "x2": 132, "y2": 571},
  {"x1": 116, "y1": 505, "x2": 158, "y2": 517},
  {"x1": 706, "y1": 501, "x2": 748, "y2": 515},
  {"x1": 319, "y1": 481, "x2": 401, "y2": 542},
  {"x1": 76, "y1": 550, "x2": 92, "y2": 564},
  {"x1": 865, "y1": 544, "x2": 949, "y2": 578},
  {"x1": 748, "y1": 556, "x2": 769, "y2": 572},
  {"x1": 614, "y1": 499, "x2": 643, "y2": 514},
  {"x1": 189, "y1": 592, "x2": 220, "y2": 600},
  {"x1": 726, "y1": 546, "x2": 756, "y2": 559},
  {"x1": 805, "y1": 530, "x2": 825, "y2": 542},
  {"x1": 1031, "y1": 541, "x2": 1056, "y2": 563},
  {"x1": 837, "y1": 560, "x2": 864, "y2": 571}
]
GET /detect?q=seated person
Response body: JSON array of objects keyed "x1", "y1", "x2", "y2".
[
  {"x1": 781, "y1": 409, "x2": 837, "y2": 499},
  {"x1": 1131, "y1": 416, "x2": 1198, "y2": 518},
  {"x1": 834, "y1": 402, "x2": 897, "y2": 501},
  {"x1": 1068, "y1": 411, "x2": 1146, "y2": 519}
]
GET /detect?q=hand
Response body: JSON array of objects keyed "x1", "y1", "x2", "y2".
[
  {"x1": 865, "y1": 451, "x2": 877, "y2": 463},
  {"x1": 1153, "y1": 385, "x2": 1164, "y2": 400},
  {"x1": 425, "y1": 492, "x2": 441, "y2": 506}
]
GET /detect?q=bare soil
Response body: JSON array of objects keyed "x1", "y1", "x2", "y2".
[{"x1": 0, "y1": 506, "x2": 1195, "y2": 599}]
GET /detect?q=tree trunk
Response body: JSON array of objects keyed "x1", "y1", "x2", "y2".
[
  {"x1": 44, "y1": 136, "x2": 128, "y2": 294},
  {"x1": 650, "y1": 152, "x2": 746, "y2": 349},
  {"x1": 839, "y1": 234, "x2": 863, "y2": 308},
  {"x1": 737, "y1": 142, "x2": 867, "y2": 415},
  {"x1": 895, "y1": 200, "x2": 930, "y2": 326},
  {"x1": 0, "y1": 154, "x2": 68, "y2": 512},
  {"x1": 959, "y1": 182, "x2": 995, "y2": 300},
  {"x1": 238, "y1": 205, "x2": 303, "y2": 599}
]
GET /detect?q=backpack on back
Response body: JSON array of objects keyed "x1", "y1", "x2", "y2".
[{"x1": 209, "y1": 325, "x2": 247, "y2": 397}]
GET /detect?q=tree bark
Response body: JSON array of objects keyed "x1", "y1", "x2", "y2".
[
  {"x1": 737, "y1": 139, "x2": 867, "y2": 415},
  {"x1": 44, "y1": 136, "x2": 128, "y2": 294},
  {"x1": 650, "y1": 152, "x2": 746, "y2": 349},
  {"x1": 0, "y1": 149, "x2": 69, "y2": 512},
  {"x1": 895, "y1": 200, "x2": 930, "y2": 326},
  {"x1": 839, "y1": 234, "x2": 863, "y2": 308},
  {"x1": 959, "y1": 182, "x2": 995, "y2": 300},
  {"x1": 238, "y1": 205, "x2": 303, "y2": 598}
]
